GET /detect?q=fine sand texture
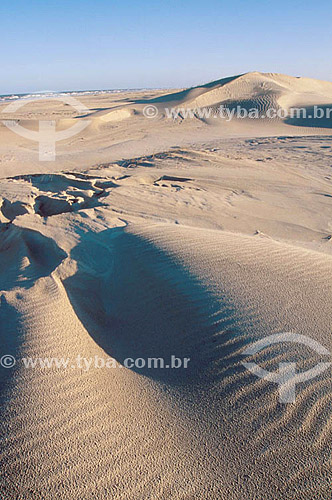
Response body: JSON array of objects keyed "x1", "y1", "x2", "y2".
[{"x1": 1, "y1": 73, "x2": 332, "y2": 499}]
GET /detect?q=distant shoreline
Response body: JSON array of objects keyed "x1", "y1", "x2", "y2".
[{"x1": 0, "y1": 88, "x2": 165, "y2": 103}]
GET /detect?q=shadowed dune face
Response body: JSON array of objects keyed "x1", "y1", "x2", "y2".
[
  {"x1": 0, "y1": 199, "x2": 32, "y2": 221},
  {"x1": 0, "y1": 223, "x2": 67, "y2": 291},
  {"x1": 62, "y1": 228, "x2": 246, "y2": 386},
  {"x1": 284, "y1": 104, "x2": 332, "y2": 128},
  {"x1": 62, "y1": 225, "x2": 332, "y2": 406},
  {"x1": 0, "y1": 297, "x2": 24, "y2": 404},
  {"x1": 0, "y1": 225, "x2": 67, "y2": 400}
]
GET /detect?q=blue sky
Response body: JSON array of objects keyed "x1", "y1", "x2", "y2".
[{"x1": 1, "y1": 0, "x2": 332, "y2": 94}]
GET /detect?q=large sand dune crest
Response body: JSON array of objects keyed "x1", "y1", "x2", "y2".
[{"x1": 92, "y1": 72, "x2": 332, "y2": 130}]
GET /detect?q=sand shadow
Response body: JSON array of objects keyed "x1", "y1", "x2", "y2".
[
  {"x1": 62, "y1": 227, "x2": 247, "y2": 387},
  {"x1": 284, "y1": 104, "x2": 332, "y2": 128},
  {"x1": 0, "y1": 224, "x2": 67, "y2": 291},
  {"x1": 0, "y1": 224, "x2": 67, "y2": 399},
  {"x1": 0, "y1": 296, "x2": 25, "y2": 401}
]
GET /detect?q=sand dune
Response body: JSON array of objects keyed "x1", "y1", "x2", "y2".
[
  {"x1": 109, "y1": 71, "x2": 332, "y2": 124},
  {"x1": 1, "y1": 217, "x2": 332, "y2": 498},
  {"x1": 1, "y1": 75, "x2": 332, "y2": 498},
  {"x1": 1, "y1": 72, "x2": 332, "y2": 176},
  {"x1": 182, "y1": 71, "x2": 332, "y2": 109}
]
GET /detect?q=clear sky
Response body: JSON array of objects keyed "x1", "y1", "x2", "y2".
[{"x1": 1, "y1": 0, "x2": 332, "y2": 94}]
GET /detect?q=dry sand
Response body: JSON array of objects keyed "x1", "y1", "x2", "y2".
[{"x1": 0, "y1": 72, "x2": 332, "y2": 499}]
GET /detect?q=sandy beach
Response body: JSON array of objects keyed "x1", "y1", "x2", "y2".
[{"x1": 1, "y1": 72, "x2": 332, "y2": 499}]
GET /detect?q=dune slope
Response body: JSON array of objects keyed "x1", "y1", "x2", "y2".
[{"x1": 1, "y1": 219, "x2": 332, "y2": 499}]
